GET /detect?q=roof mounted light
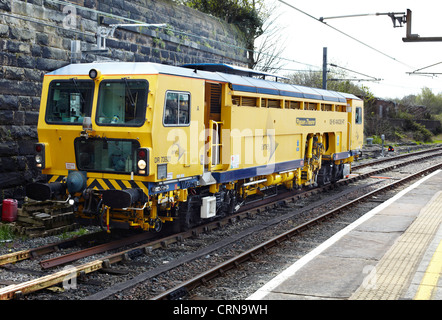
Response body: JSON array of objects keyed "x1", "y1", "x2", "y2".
[{"x1": 89, "y1": 68, "x2": 101, "y2": 80}]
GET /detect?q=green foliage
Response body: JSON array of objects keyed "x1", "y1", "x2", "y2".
[
  {"x1": 400, "y1": 87, "x2": 442, "y2": 115},
  {"x1": 0, "y1": 224, "x2": 15, "y2": 241},
  {"x1": 410, "y1": 122, "x2": 433, "y2": 142},
  {"x1": 397, "y1": 112, "x2": 433, "y2": 142},
  {"x1": 370, "y1": 135, "x2": 383, "y2": 144},
  {"x1": 59, "y1": 227, "x2": 89, "y2": 240},
  {"x1": 181, "y1": 0, "x2": 264, "y2": 39},
  {"x1": 394, "y1": 130, "x2": 406, "y2": 141},
  {"x1": 416, "y1": 87, "x2": 442, "y2": 114},
  {"x1": 284, "y1": 68, "x2": 374, "y2": 98}
]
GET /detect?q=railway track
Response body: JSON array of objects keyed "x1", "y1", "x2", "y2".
[
  {"x1": 0, "y1": 147, "x2": 441, "y2": 300},
  {"x1": 152, "y1": 162, "x2": 442, "y2": 300}
]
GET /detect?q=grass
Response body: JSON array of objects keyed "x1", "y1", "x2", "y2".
[
  {"x1": 0, "y1": 224, "x2": 15, "y2": 242},
  {"x1": 59, "y1": 227, "x2": 89, "y2": 240}
]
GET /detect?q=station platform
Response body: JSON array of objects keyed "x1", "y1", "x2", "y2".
[{"x1": 248, "y1": 170, "x2": 442, "y2": 300}]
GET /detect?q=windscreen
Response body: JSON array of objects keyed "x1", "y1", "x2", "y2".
[
  {"x1": 96, "y1": 79, "x2": 148, "y2": 126},
  {"x1": 75, "y1": 138, "x2": 140, "y2": 173},
  {"x1": 45, "y1": 80, "x2": 94, "y2": 124}
]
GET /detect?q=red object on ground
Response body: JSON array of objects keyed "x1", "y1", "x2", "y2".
[{"x1": 2, "y1": 199, "x2": 18, "y2": 222}]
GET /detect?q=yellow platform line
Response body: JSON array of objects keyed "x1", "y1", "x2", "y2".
[
  {"x1": 351, "y1": 190, "x2": 442, "y2": 300},
  {"x1": 414, "y1": 239, "x2": 442, "y2": 300}
]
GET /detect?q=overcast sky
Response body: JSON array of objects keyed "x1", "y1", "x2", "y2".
[{"x1": 260, "y1": 0, "x2": 442, "y2": 99}]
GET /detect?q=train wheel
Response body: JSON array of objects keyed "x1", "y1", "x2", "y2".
[{"x1": 153, "y1": 217, "x2": 162, "y2": 232}]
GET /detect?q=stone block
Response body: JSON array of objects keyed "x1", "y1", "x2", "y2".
[
  {"x1": 18, "y1": 55, "x2": 37, "y2": 69},
  {"x1": 0, "y1": 0, "x2": 11, "y2": 11},
  {"x1": 0, "y1": 110, "x2": 14, "y2": 125},
  {"x1": 0, "y1": 142, "x2": 18, "y2": 157},
  {"x1": 0, "y1": 25, "x2": 9, "y2": 37},
  {"x1": 25, "y1": 111, "x2": 39, "y2": 125},
  {"x1": 36, "y1": 33, "x2": 49, "y2": 46},
  {"x1": 0, "y1": 157, "x2": 17, "y2": 172},
  {"x1": 4, "y1": 66, "x2": 25, "y2": 81},
  {"x1": 36, "y1": 57, "x2": 69, "y2": 71},
  {"x1": 42, "y1": 46, "x2": 68, "y2": 60},
  {"x1": 0, "y1": 172, "x2": 24, "y2": 189},
  {"x1": 0, "y1": 95, "x2": 19, "y2": 110},
  {"x1": 9, "y1": 27, "x2": 35, "y2": 41}
]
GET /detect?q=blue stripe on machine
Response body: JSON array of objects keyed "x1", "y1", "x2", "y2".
[
  {"x1": 303, "y1": 93, "x2": 323, "y2": 100},
  {"x1": 280, "y1": 90, "x2": 304, "y2": 98},
  {"x1": 256, "y1": 87, "x2": 279, "y2": 95},
  {"x1": 211, "y1": 159, "x2": 304, "y2": 184},
  {"x1": 232, "y1": 84, "x2": 257, "y2": 93}
]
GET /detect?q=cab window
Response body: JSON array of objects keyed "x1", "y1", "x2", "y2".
[
  {"x1": 163, "y1": 91, "x2": 190, "y2": 126},
  {"x1": 96, "y1": 79, "x2": 148, "y2": 126},
  {"x1": 45, "y1": 80, "x2": 94, "y2": 124},
  {"x1": 355, "y1": 107, "x2": 363, "y2": 124}
]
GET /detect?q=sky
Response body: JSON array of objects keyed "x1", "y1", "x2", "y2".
[{"x1": 258, "y1": 0, "x2": 442, "y2": 99}]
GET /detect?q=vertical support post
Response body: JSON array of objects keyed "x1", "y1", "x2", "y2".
[
  {"x1": 405, "y1": 9, "x2": 412, "y2": 39},
  {"x1": 105, "y1": 206, "x2": 110, "y2": 233},
  {"x1": 70, "y1": 40, "x2": 81, "y2": 64},
  {"x1": 322, "y1": 47, "x2": 327, "y2": 90}
]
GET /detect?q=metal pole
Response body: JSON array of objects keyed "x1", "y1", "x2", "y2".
[{"x1": 322, "y1": 47, "x2": 327, "y2": 90}]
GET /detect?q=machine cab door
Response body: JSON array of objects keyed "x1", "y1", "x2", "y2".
[{"x1": 204, "y1": 82, "x2": 223, "y2": 171}]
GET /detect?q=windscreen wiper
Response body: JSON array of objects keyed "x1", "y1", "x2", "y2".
[
  {"x1": 70, "y1": 78, "x2": 86, "y2": 104},
  {"x1": 122, "y1": 78, "x2": 136, "y2": 107}
]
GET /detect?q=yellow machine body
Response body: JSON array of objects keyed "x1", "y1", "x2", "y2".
[{"x1": 30, "y1": 62, "x2": 363, "y2": 231}]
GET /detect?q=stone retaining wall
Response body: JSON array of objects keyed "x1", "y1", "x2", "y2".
[{"x1": 0, "y1": 0, "x2": 248, "y2": 201}]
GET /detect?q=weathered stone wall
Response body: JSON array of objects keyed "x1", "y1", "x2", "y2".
[{"x1": 0, "y1": 0, "x2": 248, "y2": 202}]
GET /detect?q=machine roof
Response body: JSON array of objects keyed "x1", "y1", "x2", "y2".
[{"x1": 47, "y1": 62, "x2": 361, "y2": 103}]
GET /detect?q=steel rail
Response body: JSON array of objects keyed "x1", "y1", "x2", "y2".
[
  {"x1": 353, "y1": 146, "x2": 442, "y2": 170},
  {"x1": 152, "y1": 162, "x2": 442, "y2": 300},
  {"x1": 39, "y1": 231, "x2": 156, "y2": 269},
  {"x1": 0, "y1": 231, "x2": 107, "y2": 267}
]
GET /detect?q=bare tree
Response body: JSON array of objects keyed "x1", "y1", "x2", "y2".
[{"x1": 252, "y1": 0, "x2": 287, "y2": 72}]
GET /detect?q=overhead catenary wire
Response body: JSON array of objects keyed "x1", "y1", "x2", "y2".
[
  {"x1": 277, "y1": 0, "x2": 415, "y2": 69},
  {"x1": 329, "y1": 63, "x2": 382, "y2": 81},
  {"x1": 407, "y1": 61, "x2": 442, "y2": 76}
]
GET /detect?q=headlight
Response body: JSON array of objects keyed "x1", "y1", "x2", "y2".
[
  {"x1": 89, "y1": 68, "x2": 101, "y2": 80},
  {"x1": 34, "y1": 143, "x2": 47, "y2": 169},
  {"x1": 137, "y1": 160, "x2": 147, "y2": 170},
  {"x1": 137, "y1": 148, "x2": 150, "y2": 176}
]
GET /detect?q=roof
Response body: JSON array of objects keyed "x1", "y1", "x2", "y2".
[
  {"x1": 47, "y1": 62, "x2": 361, "y2": 103},
  {"x1": 181, "y1": 63, "x2": 289, "y2": 80}
]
